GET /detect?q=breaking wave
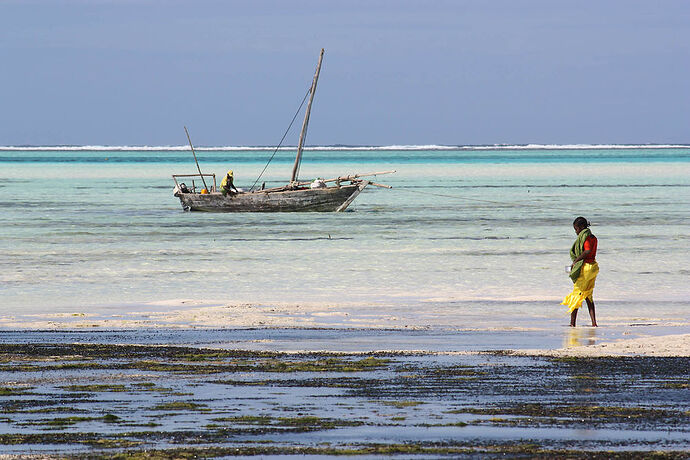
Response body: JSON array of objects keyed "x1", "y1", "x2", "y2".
[{"x1": 1, "y1": 144, "x2": 689, "y2": 152}]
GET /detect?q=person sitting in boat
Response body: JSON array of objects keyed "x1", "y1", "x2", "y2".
[
  {"x1": 221, "y1": 170, "x2": 239, "y2": 196},
  {"x1": 173, "y1": 182, "x2": 190, "y2": 197},
  {"x1": 310, "y1": 178, "x2": 326, "y2": 189}
]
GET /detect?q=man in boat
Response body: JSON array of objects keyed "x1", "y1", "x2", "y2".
[
  {"x1": 173, "y1": 182, "x2": 190, "y2": 197},
  {"x1": 221, "y1": 170, "x2": 239, "y2": 196}
]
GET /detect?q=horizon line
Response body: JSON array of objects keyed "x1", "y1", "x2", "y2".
[{"x1": 2, "y1": 143, "x2": 690, "y2": 152}]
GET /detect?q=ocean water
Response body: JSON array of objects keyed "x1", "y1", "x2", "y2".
[{"x1": 1, "y1": 146, "x2": 689, "y2": 330}]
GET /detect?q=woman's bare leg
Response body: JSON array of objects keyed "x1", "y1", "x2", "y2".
[
  {"x1": 570, "y1": 308, "x2": 578, "y2": 327},
  {"x1": 585, "y1": 297, "x2": 597, "y2": 327}
]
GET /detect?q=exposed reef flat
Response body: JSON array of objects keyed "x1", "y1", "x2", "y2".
[{"x1": 0, "y1": 337, "x2": 688, "y2": 458}]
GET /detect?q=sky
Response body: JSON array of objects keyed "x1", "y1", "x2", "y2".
[{"x1": 1, "y1": 0, "x2": 689, "y2": 146}]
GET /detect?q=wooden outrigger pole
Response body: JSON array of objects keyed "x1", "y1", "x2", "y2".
[
  {"x1": 257, "y1": 170, "x2": 396, "y2": 194},
  {"x1": 290, "y1": 48, "x2": 325, "y2": 185},
  {"x1": 184, "y1": 126, "x2": 209, "y2": 192}
]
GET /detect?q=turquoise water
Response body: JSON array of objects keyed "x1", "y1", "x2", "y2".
[{"x1": 1, "y1": 147, "x2": 689, "y2": 328}]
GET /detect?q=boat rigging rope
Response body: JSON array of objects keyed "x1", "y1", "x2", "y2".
[
  {"x1": 249, "y1": 86, "x2": 311, "y2": 192},
  {"x1": 395, "y1": 187, "x2": 591, "y2": 214}
]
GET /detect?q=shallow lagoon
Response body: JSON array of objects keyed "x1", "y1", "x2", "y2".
[{"x1": 1, "y1": 147, "x2": 689, "y2": 319}]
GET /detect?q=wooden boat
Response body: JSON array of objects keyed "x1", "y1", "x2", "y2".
[{"x1": 172, "y1": 49, "x2": 394, "y2": 212}]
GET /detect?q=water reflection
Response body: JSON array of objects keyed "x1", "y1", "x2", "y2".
[{"x1": 565, "y1": 327, "x2": 598, "y2": 348}]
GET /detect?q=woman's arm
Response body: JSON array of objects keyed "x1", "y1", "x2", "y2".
[{"x1": 571, "y1": 249, "x2": 592, "y2": 266}]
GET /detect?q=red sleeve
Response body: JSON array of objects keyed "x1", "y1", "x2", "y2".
[{"x1": 583, "y1": 236, "x2": 597, "y2": 255}]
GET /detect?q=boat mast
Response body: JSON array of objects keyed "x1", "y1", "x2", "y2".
[{"x1": 290, "y1": 48, "x2": 324, "y2": 185}]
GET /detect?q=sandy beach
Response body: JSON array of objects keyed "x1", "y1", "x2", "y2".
[
  {"x1": 515, "y1": 333, "x2": 690, "y2": 358},
  {"x1": 2, "y1": 298, "x2": 689, "y2": 357}
]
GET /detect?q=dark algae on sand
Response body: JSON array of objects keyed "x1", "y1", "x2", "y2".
[{"x1": 0, "y1": 342, "x2": 688, "y2": 458}]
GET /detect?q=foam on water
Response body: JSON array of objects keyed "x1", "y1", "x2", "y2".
[{"x1": 1, "y1": 143, "x2": 689, "y2": 151}]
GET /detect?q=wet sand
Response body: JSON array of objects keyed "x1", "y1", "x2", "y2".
[
  {"x1": 516, "y1": 333, "x2": 690, "y2": 358},
  {"x1": 0, "y1": 329, "x2": 688, "y2": 458},
  {"x1": 1, "y1": 299, "x2": 688, "y2": 457},
  {"x1": 2, "y1": 298, "x2": 689, "y2": 357}
]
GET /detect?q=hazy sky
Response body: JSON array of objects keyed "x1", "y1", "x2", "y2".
[{"x1": 1, "y1": 0, "x2": 689, "y2": 146}]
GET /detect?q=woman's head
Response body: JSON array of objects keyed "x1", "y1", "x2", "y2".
[{"x1": 573, "y1": 216, "x2": 589, "y2": 233}]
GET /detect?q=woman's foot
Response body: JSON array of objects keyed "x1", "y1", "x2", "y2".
[{"x1": 585, "y1": 298, "x2": 597, "y2": 328}]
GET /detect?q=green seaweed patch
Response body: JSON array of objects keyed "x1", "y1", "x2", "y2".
[
  {"x1": 0, "y1": 343, "x2": 282, "y2": 361},
  {"x1": 0, "y1": 345, "x2": 392, "y2": 375},
  {"x1": 212, "y1": 415, "x2": 273, "y2": 425},
  {"x1": 147, "y1": 412, "x2": 185, "y2": 420},
  {"x1": 61, "y1": 384, "x2": 127, "y2": 392},
  {"x1": 207, "y1": 376, "x2": 377, "y2": 389},
  {"x1": 381, "y1": 400, "x2": 425, "y2": 409},
  {"x1": 41, "y1": 416, "x2": 98, "y2": 426},
  {"x1": 448, "y1": 403, "x2": 683, "y2": 424},
  {"x1": 128, "y1": 359, "x2": 256, "y2": 374},
  {"x1": 0, "y1": 435, "x2": 688, "y2": 458},
  {"x1": 120, "y1": 421, "x2": 162, "y2": 428},
  {"x1": 0, "y1": 386, "x2": 34, "y2": 396},
  {"x1": 0, "y1": 433, "x2": 143, "y2": 449},
  {"x1": 151, "y1": 401, "x2": 208, "y2": 411},
  {"x1": 103, "y1": 413, "x2": 121, "y2": 423},
  {"x1": 275, "y1": 416, "x2": 363, "y2": 429},
  {"x1": 572, "y1": 374, "x2": 599, "y2": 380},
  {"x1": 59, "y1": 442, "x2": 564, "y2": 458},
  {"x1": 211, "y1": 415, "x2": 363, "y2": 431},
  {"x1": 450, "y1": 421, "x2": 469, "y2": 427},
  {"x1": 419, "y1": 421, "x2": 469, "y2": 427},
  {"x1": 0, "y1": 364, "x2": 45, "y2": 372},
  {"x1": 210, "y1": 380, "x2": 270, "y2": 386},
  {"x1": 129, "y1": 382, "x2": 176, "y2": 394},
  {"x1": 257, "y1": 356, "x2": 390, "y2": 373},
  {"x1": 21, "y1": 406, "x2": 87, "y2": 414},
  {"x1": 551, "y1": 356, "x2": 584, "y2": 363},
  {"x1": 23, "y1": 414, "x2": 123, "y2": 428},
  {"x1": 0, "y1": 362, "x2": 104, "y2": 372},
  {"x1": 662, "y1": 382, "x2": 689, "y2": 389},
  {"x1": 80, "y1": 438, "x2": 143, "y2": 449},
  {"x1": 180, "y1": 352, "x2": 237, "y2": 361}
]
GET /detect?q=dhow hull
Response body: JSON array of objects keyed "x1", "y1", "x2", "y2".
[{"x1": 177, "y1": 184, "x2": 365, "y2": 212}]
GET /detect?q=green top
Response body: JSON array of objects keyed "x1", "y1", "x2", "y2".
[{"x1": 569, "y1": 228, "x2": 592, "y2": 282}]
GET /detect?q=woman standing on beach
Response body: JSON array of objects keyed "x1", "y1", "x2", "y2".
[{"x1": 562, "y1": 217, "x2": 599, "y2": 327}]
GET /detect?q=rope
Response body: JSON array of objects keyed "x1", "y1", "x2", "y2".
[
  {"x1": 395, "y1": 187, "x2": 589, "y2": 214},
  {"x1": 249, "y1": 87, "x2": 311, "y2": 192}
]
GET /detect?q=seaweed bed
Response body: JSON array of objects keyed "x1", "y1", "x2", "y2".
[{"x1": 0, "y1": 342, "x2": 688, "y2": 458}]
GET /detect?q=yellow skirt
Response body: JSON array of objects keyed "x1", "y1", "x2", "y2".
[{"x1": 562, "y1": 262, "x2": 599, "y2": 313}]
